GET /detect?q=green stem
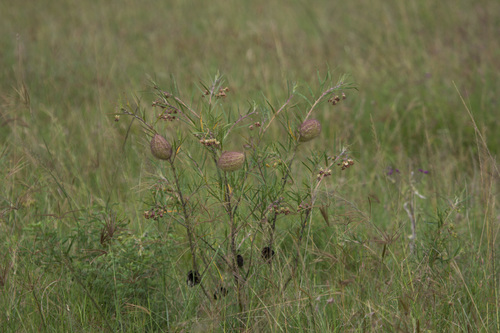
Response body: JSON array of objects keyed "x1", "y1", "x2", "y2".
[
  {"x1": 223, "y1": 173, "x2": 245, "y2": 312},
  {"x1": 169, "y1": 160, "x2": 198, "y2": 271}
]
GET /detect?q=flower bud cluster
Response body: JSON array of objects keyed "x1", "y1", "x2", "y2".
[
  {"x1": 266, "y1": 197, "x2": 290, "y2": 215},
  {"x1": 248, "y1": 122, "x2": 261, "y2": 130},
  {"x1": 216, "y1": 87, "x2": 229, "y2": 98},
  {"x1": 328, "y1": 92, "x2": 347, "y2": 105},
  {"x1": 297, "y1": 202, "x2": 312, "y2": 212},
  {"x1": 199, "y1": 138, "x2": 220, "y2": 147},
  {"x1": 150, "y1": 181, "x2": 173, "y2": 195},
  {"x1": 158, "y1": 108, "x2": 177, "y2": 122},
  {"x1": 317, "y1": 167, "x2": 332, "y2": 181},
  {"x1": 266, "y1": 159, "x2": 283, "y2": 168},
  {"x1": 144, "y1": 205, "x2": 168, "y2": 220},
  {"x1": 202, "y1": 86, "x2": 230, "y2": 98},
  {"x1": 338, "y1": 158, "x2": 354, "y2": 170},
  {"x1": 271, "y1": 204, "x2": 290, "y2": 215}
]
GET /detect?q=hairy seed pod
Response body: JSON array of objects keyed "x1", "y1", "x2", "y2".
[
  {"x1": 217, "y1": 151, "x2": 245, "y2": 172},
  {"x1": 150, "y1": 134, "x2": 172, "y2": 160},
  {"x1": 298, "y1": 119, "x2": 322, "y2": 142}
]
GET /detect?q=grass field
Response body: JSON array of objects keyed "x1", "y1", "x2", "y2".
[{"x1": 1, "y1": 0, "x2": 499, "y2": 332}]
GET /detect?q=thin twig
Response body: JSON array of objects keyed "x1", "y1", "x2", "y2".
[
  {"x1": 225, "y1": 111, "x2": 258, "y2": 139},
  {"x1": 222, "y1": 174, "x2": 246, "y2": 312},
  {"x1": 262, "y1": 93, "x2": 294, "y2": 134},
  {"x1": 169, "y1": 160, "x2": 198, "y2": 271},
  {"x1": 282, "y1": 151, "x2": 348, "y2": 291},
  {"x1": 304, "y1": 82, "x2": 345, "y2": 122},
  {"x1": 121, "y1": 108, "x2": 155, "y2": 133},
  {"x1": 403, "y1": 201, "x2": 416, "y2": 254},
  {"x1": 62, "y1": 258, "x2": 114, "y2": 332},
  {"x1": 173, "y1": 96, "x2": 200, "y2": 120}
]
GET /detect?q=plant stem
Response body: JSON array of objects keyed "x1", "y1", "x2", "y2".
[
  {"x1": 223, "y1": 173, "x2": 245, "y2": 312},
  {"x1": 303, "y1": 82, "x2": 346, "y2": 122},
  {"x1": 169, "y1": 160, "x2": 198, "y2": 272},
  {"x1": 283, "y1": 208, "x2": 311, "y2": 291}
]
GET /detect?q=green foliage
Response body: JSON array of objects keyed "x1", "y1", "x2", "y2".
[{"x1": 0, "y1": 0, "x2": 499, "y2": 331}]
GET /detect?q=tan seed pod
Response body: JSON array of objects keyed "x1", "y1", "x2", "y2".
[
  {"x1": 298, "y1": 119, "x2": 322, "y2": 142},
  {"x1": 217, "y1": 151, "x2": 245, "y2": 172},
  {"x1": 150, "y1": 134, "x2": 172, "y2": 160}
]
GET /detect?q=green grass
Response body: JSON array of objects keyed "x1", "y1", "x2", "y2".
[{"x1": 1, "y1": 0, "x2": 499, "y2": 332}]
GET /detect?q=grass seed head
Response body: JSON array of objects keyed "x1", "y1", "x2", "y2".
[
  {"x1": 217, "y1": 151, "x2": 245, "y2": 172},
  {"x1": 150, "y1": 134, "x2": 172, "y2": 160},
  {"x1": 298, "y1": 119, "x2": 322, "y2": 142}
]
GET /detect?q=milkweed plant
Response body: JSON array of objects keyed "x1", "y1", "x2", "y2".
[{"x1": 118, "y1": 72, "x2": 355, "y2": 314}]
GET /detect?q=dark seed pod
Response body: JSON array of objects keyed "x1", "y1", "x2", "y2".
[
  {"x1": 261, "y1": 247, "x2": 275, "y2": 262},
  {"x1": 213, "y1": 286, "x2": 228, "y2": 300},
  {"x1": 187, "y1": 270, "x2": 201, "y2": 287},
  {"x1": 237, "y1": 254, "x2": 244, "y2": 268}
]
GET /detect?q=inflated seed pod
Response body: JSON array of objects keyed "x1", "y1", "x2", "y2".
[
  {"x1": 298, "y1": 119, "x2": 322, "y2": 142},
  {"x1": 217, "y1": 151, "x2": 245, "y2": 172},
  {"x1": 150, "y1": 134, "x2": 172, "y2": 160}
]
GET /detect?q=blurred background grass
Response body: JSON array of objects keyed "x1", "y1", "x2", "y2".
[{"x1": 0, "y1": 0, "x2": 498, "y2": 331}]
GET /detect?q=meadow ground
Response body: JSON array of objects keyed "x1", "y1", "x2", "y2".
[{"x1": 0, "y1": 0, "x2": 499, "y2": 332}]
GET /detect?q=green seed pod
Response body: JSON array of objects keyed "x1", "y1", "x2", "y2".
[
  {"x1": 217, "y1": 151, "x2": 245, "y2": 172},
  {"x1": 150, "y1": 134, "x2": 172, "y2": 160},
  {"x1": 298, "y1": 119, "x2": 322, "y2": 142}
]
